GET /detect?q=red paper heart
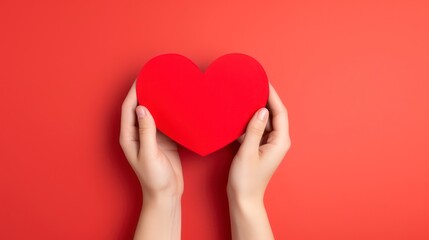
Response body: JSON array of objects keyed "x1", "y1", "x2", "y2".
[{"x1": 136, "y1": 53, "x2": 269, "y2": 156}]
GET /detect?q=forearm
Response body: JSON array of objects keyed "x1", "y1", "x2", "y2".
[
  {"x1": 228, "y1": 196, "x2": 274, "y2": 240},
  {"x1": 134, "y1": 195, "x2": 181, "y2": 240}
]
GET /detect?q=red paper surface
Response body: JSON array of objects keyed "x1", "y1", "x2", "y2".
[
  {"x1": 136, "y1": 53, "x2": 269, "y2": 156},
  {"x1": 1, "y1": 1, "x2": 429, "y2": 240}
]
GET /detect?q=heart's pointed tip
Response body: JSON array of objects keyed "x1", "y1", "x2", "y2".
[
  {"x1": 190, "y1": 145, "x2": 231, "y2": 157},
  {"x1": 176, "y1": 143, "x2": 214, "y2": 157},
  {"x1": 190, "y1": 149, "x2": 213, "y2": 157},
  {"x1": 181, "y1": 145, "x2": 218, "y2": 157},
  {"x1": 198, "y1": 153, "x2": 210, "y2": 157}
]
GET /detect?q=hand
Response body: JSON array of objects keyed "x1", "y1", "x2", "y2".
[
  {"x1": 120, "y1": 81, "x2": 183, "y2": 240},
  {"x1": 227, "y1": 83, "x2": 291, "y2": 240}
]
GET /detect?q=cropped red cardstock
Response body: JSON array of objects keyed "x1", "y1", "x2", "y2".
[{"x1": 136, "y1": 53, "x2": 269, "y2": 156}]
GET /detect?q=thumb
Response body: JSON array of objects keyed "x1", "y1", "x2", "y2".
[
  {"x1": 238, "y1": 108, "x2": 269, "y2": 155},
  {"x1": 136, "y1": 105, "x2": 157, "y2": 156}
]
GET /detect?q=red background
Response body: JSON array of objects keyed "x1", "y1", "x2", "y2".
[{"x1": 1, "y1": 1, "x2": 428, "y2": 239}]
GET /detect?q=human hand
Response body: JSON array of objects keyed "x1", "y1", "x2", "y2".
[
  {"x1": 227, "y1": 83, "x2": 291, "y2": 240},
  {"x1": 119, "y1": 81, "x2": 183, "y2": 240},
  {"x1": 120, "y1": 81, "x2": 183, "y2": 199},
  {"x1": 227, "y1": 83, "x2": 290, "y2": 202}
]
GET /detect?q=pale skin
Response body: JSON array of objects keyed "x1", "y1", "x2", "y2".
[{"x1": 120, "y1": 81, "x2": 291, "y2": 240}]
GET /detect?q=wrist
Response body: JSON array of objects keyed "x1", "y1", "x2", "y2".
[
  {"x1": 227, "y1": 185, "x2": 264, "y2": 205},
  {"x1": 137, "y1": 191, "x2": 182, "y2": 240},
  {"x1": 143, "y1": 194, "x2": 181, "y2": 210},
  {"x1": 227, "y1": 192, "x2": 265, "y2": 213},
  {"x1": 227, "y1": 191, "x2": 274, "y2": 240},
  {"x1": 141, "y1": 183, "x2": 183, "y2": 203}
]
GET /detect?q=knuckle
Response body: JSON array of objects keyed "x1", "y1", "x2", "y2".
[
  {"x1": 284, "y1": 137, "x2": 291, "y2": 150},
  {"x1": 248, "y1": 123, "x2": 265, "y2": 136},
  {"x1": 276, "y1": 106, "x2": 288, "y2": 117},
  {"x1": 280, "y1": 137, "x2": 291, "y2": 153},
  {"x1": 121, "y1": 101, "x2": 128, "y2": 111},
  {"x1": 121, "y1": 99, "x2": 134, "y2": 112},
  {"x1": 119, "y1": 141, "x2": 126, "y2": 151},
  {"x1": 138, "y1": 124, "x2": 153, "y2": 135},
  {"x1": 119, "y1": 135, "x2": 127, "y2": 148}
]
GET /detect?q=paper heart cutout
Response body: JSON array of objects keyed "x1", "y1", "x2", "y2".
[{"x1": 136, "y1": 53, "x2": 269, "y2": 156}]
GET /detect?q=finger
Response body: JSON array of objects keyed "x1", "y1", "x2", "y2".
[
  {"x1": 156, "y1": 131, "x2": 178, "y2": 152},
  {"x1": 266, "y1": 116, "x2": 273, "y2": 132},
  {"x1": 237, "y1": 108, "x2": 269, "y2": 156},
  {"x1": 156, "y1": 131, "x2": 183, "y2": 183},
  {"x1": 237, "y1": 116, "x2": 271, "y2": 144},
  {"x1": 136, "y1": 105, "x2": 158, "y2": 157},
  {"x1": 247, "y1": 132, "x2": 270, "y2": 147},
  {"x1": 266, "y1": 83, "x2": 290, "y2": 145},
  {"x1": 237, "y1": 133, "x2": 245, "y2": 144},
  {"x1": 120, "y1": 81, "x2": 139, "y2": 161}
]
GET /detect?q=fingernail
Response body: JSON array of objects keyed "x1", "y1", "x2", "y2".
[
  {"x1": 258, "y1": 108, "x2": 268, "y2": 121},
  {"x1": 136, "y1": 106, "x2": 146, "y2": 119}
]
